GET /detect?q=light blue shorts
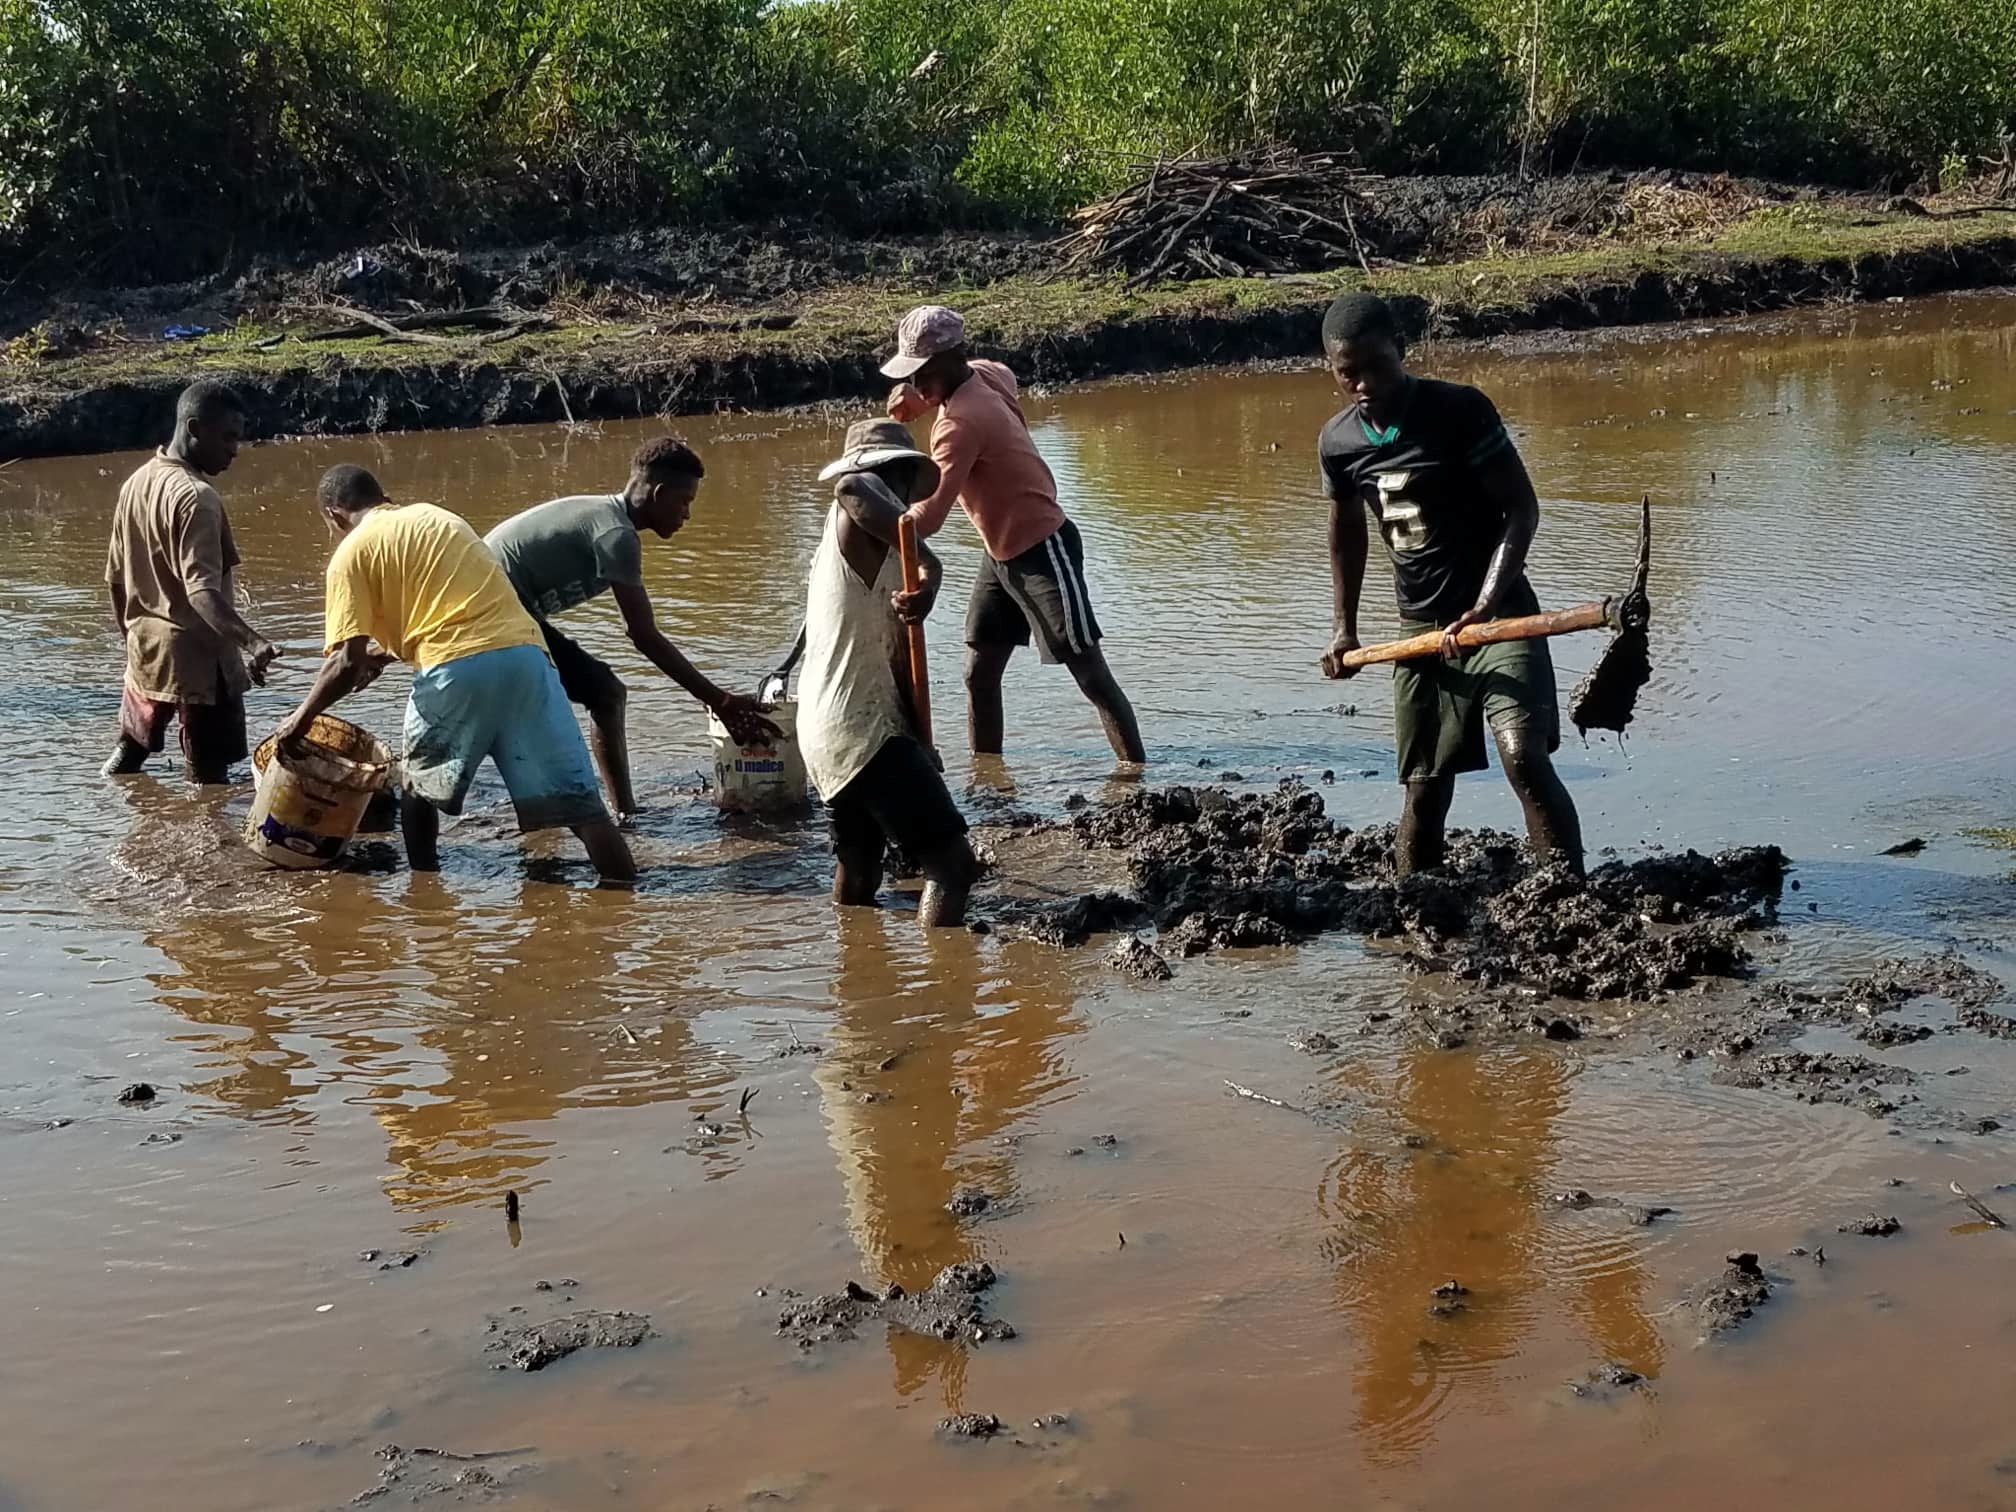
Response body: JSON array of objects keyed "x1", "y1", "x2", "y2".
[{"x1": 402, "y1": 643, "x2": 608, "y2": 833}]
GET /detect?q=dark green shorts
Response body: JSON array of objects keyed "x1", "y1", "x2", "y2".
[{"x1": 1391, "y1": 581, "x2": 1561, "y2": 783}]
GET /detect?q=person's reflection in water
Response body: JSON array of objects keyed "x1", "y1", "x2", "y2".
[
  {"x1": 816, "y1": 909, "x2": 1084, "y2": 1408},
  {"x1": 119, "y1": 790, "x2": 721, "y2": 1214},
  {"x1": 1319, "y1": 1043, "x2": 1659, "y2": 1467},
  {"x1": 367, "y1": 877, "x2": 723, "y2": 1210}
]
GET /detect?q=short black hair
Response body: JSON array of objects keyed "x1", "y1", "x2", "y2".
[
  {"x1": 630, "y1": 437, "x2": 704, "y2": 482},
  {"x1": 317, "y1": 463, "x2": 385, "y2": 513},
  {"x1": 176, "y1": 379, "x2": 246, "y2": 429},
  {"x1": 1321, "y1": 292, "x2": 1400, "y2": 355}
]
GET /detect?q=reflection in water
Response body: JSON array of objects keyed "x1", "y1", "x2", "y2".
[
  {"x1": 1320, "y1": 1045, "x2": 1660, "y2": 1467},
  {"x1": 818, "y1": 909, "x2": 1083, "y2": 1406}
]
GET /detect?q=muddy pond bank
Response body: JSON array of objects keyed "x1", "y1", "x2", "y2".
[{"x1": 5, "y1": 191, "x2": 2016, "y2": 459}]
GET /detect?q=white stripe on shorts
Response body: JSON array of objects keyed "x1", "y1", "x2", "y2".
[
  {"x1": 1062, "y1": 536, "x2": 1096, "y2": 649},
  {"x1": 1043, "y1": 532, "x2": 1087, "y2": 654}
]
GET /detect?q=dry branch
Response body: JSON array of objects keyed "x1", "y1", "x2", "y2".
[{"x1": 1053, "y1": 147, "x2": 1385, "y2": 286}]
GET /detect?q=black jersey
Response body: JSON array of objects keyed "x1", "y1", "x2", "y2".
[{"x1": 1319, "y1": 377, "x2": 1521, "y2": 624}]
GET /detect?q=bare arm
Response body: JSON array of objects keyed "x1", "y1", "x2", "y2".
[
  {"x1": 275, "y1": 637, "x2": 383, "y2": 750},
  {"x1": 109, "y1": 580, "x2": 128, "y2": 635},
  {"x1": 1321, "y1": 492, "x2": 1369, "y2": 678},
  {"x1": 188, "y1": 585, "x2": 278, "y2": 682},
  {"x1": 759, "y1": 623, "x2": 807, "y2": 704},
  {"x1": 177, "y1": 499, "x2": 277, "y2": 680},
  {"x1": 1467, "y1": 450, "x2": 1539, "y2": 616},
  {"x1": 609, "y1": 581, "x2": 778, "y2": 742},
  {"x1": 837, "y1": 474, "x2": 942, "y2": 621},
  {"x1": 903, "y1": 410, "x2": 976, "y2": 540}
]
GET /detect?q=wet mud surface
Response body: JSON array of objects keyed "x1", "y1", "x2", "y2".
[
  {"x1": 352, "y1": 1445, "x2": 538, "y2": 1507},
  {"x1": 484, "y1": 1310, "x2": 652, "y2": 1372},
  {"x1": 776, "y1": 1263, "x2": 1016, "y2": 1351}
]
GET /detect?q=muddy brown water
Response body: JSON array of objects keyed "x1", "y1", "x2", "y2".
[{"x1": 4, "y1": 293, "x2": 2016, "y2": 1511}]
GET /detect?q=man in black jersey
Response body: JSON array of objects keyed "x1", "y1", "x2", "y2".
[{"x1": 1316, "y1": 292, "x2": 1583, "y2": 876}]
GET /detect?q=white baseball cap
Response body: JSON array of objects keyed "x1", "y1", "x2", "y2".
[{"x1": 880, "y1": 304, "x2": 966, "y2": 379}]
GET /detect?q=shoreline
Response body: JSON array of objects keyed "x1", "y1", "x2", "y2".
[{"x1": 4, "y1": 208, "x2": 2013, "y2": 461}]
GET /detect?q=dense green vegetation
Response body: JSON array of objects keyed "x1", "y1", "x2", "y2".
[{"x1": 3, "y1": 0, "x2": 2012, "y2": 284}]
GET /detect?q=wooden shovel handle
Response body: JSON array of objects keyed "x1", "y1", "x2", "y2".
[
  {"x1": 1333, "y1": 598, "x2": 1613, "y2": 671},
  {"x1": 896, "y1": 515, "x2": 933, "y2": 747}
]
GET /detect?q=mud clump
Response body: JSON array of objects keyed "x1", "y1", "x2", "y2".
[
  {"x1": 1570, "y1": 1362, "x2": 1648, "y2": 1397},
  {"x1": 946, "y1": 1186, "x2": 995, "y2": 1217},
  {"x1": 117, "y1": 1082, "x2": 158, "y2": 1105},
  {"x1": 1107, "y1": 934, "x2": 1174, "y2": 981},
  {"x1": 1554, "y1": 1190, "x2": 1675, "y2": 1225},
  {"x1": 1854, "y1": 1020, "x2": 1934, "y2": 1048},
  {"x1": 778, "y1": 1262, "x2": 1015, "y2": 1350},
  {"x1": 1837, "y1": 1214, "x2": 1902, "y2": 1236},
  {"x1": 486, "y1": 1310, "x2": 651, "y2": 1371},
  {"x1": 1715, "y1": 1051, "x2": 1918, "y2": 1117},
  {"x1": 1040, "y1": 785, "x2": 1784, "y2": 1001},
  {"x1": 1758, "y1": 953, "x2": 2005, "y2": 1027},
  {"x1": 938, "y1": 1413, "x2": 1003, "y2": 1440},
  {"x1": 353, "y1": 1444, "x2": 536, "y2": 1505},
  {"x1": 1004, "y1": 891, "x2": 1149, "y2": 948},
  {"x1": 1692, "y1": 1251, "x2": 1771, "y2": 1336}
]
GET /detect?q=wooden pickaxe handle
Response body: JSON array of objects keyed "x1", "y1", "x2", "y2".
[
  {"x1": 1332, "y1": 598, "x2": 1616, "y2": 671},
  {"x1": 896, "y1": 515, "x2": 933, "y2": 747}
]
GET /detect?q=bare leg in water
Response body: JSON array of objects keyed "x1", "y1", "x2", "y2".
[
  {"x1": 103, "y1": 737, "x2": 150, "y2": 777},
  {"x1": 834, "y1": 839, "x2": 975, "y2": 927},
  {"x1": 103, "y1": 738, "x2": 230, "y2": 784},
  {"x1": 401, "y1": 790, "x2": 441, "y2": 872},
  {"x1": 1394, "y1": 724, "x2": 1583, "y2": 877},
  {"x1": 583, "y1": 691, "x2": 638, "y2": 820},
  {"x1": 1063, "y1": 647, "x2": 1147, "y2": 764},
  {"x1": 965, "y1": 642, "x2": 1146, "y2": 764},
  {"x1": 400, "y1": 792, "x2": 636, "y2": 885},
  {"x1": 965, "y1": 643, "x2": 1012, "y2": 756},
  {"x1": 1494, "y1": 723, "x2": 1583, "y2": 874},
  {"x1": 572, "y1": 817, "x2": 637, "y2": 886}
]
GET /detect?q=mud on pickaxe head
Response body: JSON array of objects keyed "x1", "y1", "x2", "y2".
[{"x1": 1569, "y1": 497, "x2": 1654, "y2": 737}]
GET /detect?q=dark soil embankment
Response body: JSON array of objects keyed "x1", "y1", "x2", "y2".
[{"x1": 4, "y1": 177, "x2": 2015, "y2": 459}]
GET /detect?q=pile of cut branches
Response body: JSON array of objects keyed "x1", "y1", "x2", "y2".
[{"x1": 1052, "y1": 149, "x2": 1386, "y2": 287}]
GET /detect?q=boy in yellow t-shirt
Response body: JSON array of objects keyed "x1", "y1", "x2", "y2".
[{"x1": 275, "y1": 465, "x2": 634, "y2": 884}]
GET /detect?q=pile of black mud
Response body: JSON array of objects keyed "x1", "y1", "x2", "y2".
[{"x1": 1009, "y1": 783, "x2": 1785, "y2": 1001}]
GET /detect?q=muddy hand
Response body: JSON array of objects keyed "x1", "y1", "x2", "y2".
[
  {"x1": 718, "y1": 693, "x2": 782, "y2": 746},
  {"x1": 246, "y1": 639, "x2": 280, "y2": 687},
  {"x1": 892, "y1": 585, "x2": 935, "y2": 623},
  {"x1": 1321, "y1": 629, "x2": 1362, "y2": 679}
]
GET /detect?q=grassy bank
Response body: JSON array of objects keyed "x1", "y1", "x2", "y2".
[{"x1": 4, "y1": 202, "x2": 2014, "y2": 459}]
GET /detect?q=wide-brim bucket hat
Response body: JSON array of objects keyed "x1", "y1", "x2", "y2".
[{"x1": 816, "y1": 418, "x2": 941, "y2": 502}]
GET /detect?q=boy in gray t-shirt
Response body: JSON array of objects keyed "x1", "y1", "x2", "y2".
[{"x1": 485, "y1": 437, "x2": 776, "y2": 820}]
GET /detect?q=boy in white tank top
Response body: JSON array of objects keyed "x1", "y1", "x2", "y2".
[{"x1": 790, "y1": 419, "x2": 977, "y2": 926}]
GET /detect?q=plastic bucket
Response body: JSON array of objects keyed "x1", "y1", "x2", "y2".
[
  {"x1": 707, "y1": 698, "x2": 808, "y2": 812},
  {"x1": 244, "y1": 714, "x2": 394, "y2": 869}
]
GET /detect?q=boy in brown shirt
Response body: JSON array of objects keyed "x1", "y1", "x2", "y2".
[{"x1": 103, "y1": 381, "x2": 278, "y2": 783}]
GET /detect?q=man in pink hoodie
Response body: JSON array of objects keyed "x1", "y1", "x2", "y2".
[{"x1": 886, "y1": 305, "x2": 1145, "y2": 764}]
